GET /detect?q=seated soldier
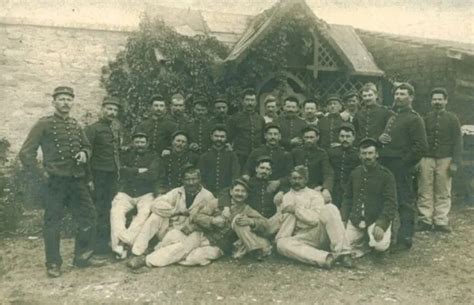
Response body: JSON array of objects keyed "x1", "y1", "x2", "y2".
[
  {"x1": 126, "y1": 166, "x2": 215, "y2": 268},
  {"x1": 110, "y1": 132, "x2": 158, "y2": 259},
  {"x1": 341, "y1": 138, "x2": 397, "y2": 258},
  {"x1": 276, "y1": 166, "x2": 354, "y2": 269}
]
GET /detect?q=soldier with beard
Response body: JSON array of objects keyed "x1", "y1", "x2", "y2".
[
  {"x1": 209, "y1": 96, "x2": 229, "y2": 126},
  {"x1": 274, "y1": 96, "x2": 308, "y2": 151},
  {"x1": 186, "y1": 98, "x2": 212, "y2": 154},
  {"x1": 168, "y1": 93, "x2": 191, "y2": 130},
  {"x1": 328, "y1": 124, "x2": 360, "y2": 208},
  {"x1": 342, "y1": 138, "x2": 397, "y2": 259},
  {"x1": 86, "y1": 96, "x2": 122, "y2": 255},
  {"x1": 227, "y1": 88, "x2": 265, "y2": 167},
  {"x1": 198, "y1": 125, "x2": 240, "y2": 196},
  {"x1": 135, "y1": 95, "x2": 178, "y2": 155}
]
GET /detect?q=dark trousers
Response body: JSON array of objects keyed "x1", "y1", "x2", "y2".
[
  {"x1": 91, "y1": 170, "x2": 118, "y2": 254},
  {"x1": 43, "y1": 176, "x2": 96, "y2": 267},
  {"x1": 331, "y1": 182, "x2": 344, "y2": 209},
  {"x1": 381, "y1": 157, "x2": 416, "y2": 245}
]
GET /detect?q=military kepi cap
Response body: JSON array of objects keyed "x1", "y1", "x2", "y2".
[
  {"x1": 102, "y1": 96, "x2": 121, "y2": 107},
  {"x1": 132, "y1": 132, "x2": 148, "y2": 140},
  {"x1": 359, "y1": 137, "x2": 379, "y2": 148},
  {"x1": 53, "y1": 86, "x2": 74, "y2": 98}
]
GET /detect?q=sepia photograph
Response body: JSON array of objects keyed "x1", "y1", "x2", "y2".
[{"x1": 0, "y1": 0, "x2": 473, "y2": 304}]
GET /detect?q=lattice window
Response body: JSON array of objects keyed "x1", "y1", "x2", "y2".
[
  {"x1": 313, "y1": 77, "x2": 368, "y2": 99},
  {"x1": 317, "y1": 38, "x2": 340, "y2": 71}
]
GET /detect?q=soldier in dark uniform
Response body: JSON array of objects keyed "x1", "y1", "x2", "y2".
[
  {"x1": 19, "y1": 86, "x2": 104, "y2": 278},
  {"x1": 328, "y1": 123, "x2": 360, "y2": 208},
  {"x1": 110, "y1": 132, "x2": 159, "y2": 259},
  {"x1": 340, "y1": 90, "x2": 359, "y2": 123},
  {"x1": 209, "y1": 96, "x2": 229, "y2": 126},
  {"x1": 341, "y1": 138, "x2": 397, "y2": 258},
  {"x1": 86, "y1": 96, "x2": 122, "y2": 255},
  {"x1": 302, "y1": 99, "x2": 321, "y2": 127},
  {"x1": 318, "y1": 94, "x2": 344, "y2": 149},
  {"x1": 198, "y1": 125, "x2": 240, "y2": 196},
  {"x1": 157, "y1": 131, "x2": 199, "y2": 194},
  {"x1": 292, "y1": 126, "x2": 334, "y2": 202},
  {"x1": 168, "y1": 93, "x2": 191, "y2": 130},
  {"x1": 353, "y1": 83, "x2": 393, "y2": 140},
  {"x1": 227, "y1": 88, "x2": 265, "y2": 167},
  {"x1": 274, "y1": 96, "x2": 308, "y2": 151},
  {"x1": 243, "y1": 123, "x2": 293, "y2": 190},
  {"x1": 379, "y1": 82, "x2": 428, "y2": 251},
  {"x1": 186, "y1": 97, "x2": 212, "y2": 154},
  {"x1": 135, "y1": 95, "x2": 178, "y2": 155}
]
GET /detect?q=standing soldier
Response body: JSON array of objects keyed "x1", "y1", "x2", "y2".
[
  {"x1": 156, "y1": 131, "x2": 199, "y2": 195},
  {"x1": 135, "y1": 95, "x2": 178, "y2": 155},
  {"x1": 302, "y1": 99, "x2": 320, "y2": 127},
  {"x1": 328, "y1": 123, "x2": 360, "y2": 208},
  {"x1": 19, "y1": 86, "x2": 104, "y2": 278},
  {"x1": 417, "y1": 88, "x2": 462, "y2": 233},
  {"x1": 353, "y1": 83, "x2": 393, "y2": 140},
  {"x1": 209, "y1": 96, "x2": 229, "y2": 126},
  {"x1": 198, "y1": 125, "x2": 240, "y2": 196},
  {"x1": 168, "y1": 93, "x2": 191, "y2": 130},
  {"x1": 186, "y1": 97, "x2": 212, "y2": 154},
  {"x1": 274, "y1": 96, "x2": 308, "y2": 151},
  {"x1": 340, "y1": 90, "x2": 359, "y2": 123},
  {"x1": 318, "y1": 94, "x2": 344, "y2": 149},
  {"x1": 379, "y1": 82, "x2": 428, "y2": 251},
  {"x1": 263, "y1": 95, "x2": 279, "y2": 124},
  {"x1": 227, "y1": 88, "x2": 265, "y2": 167},
  {"x1": 86, "y1": 96, "x2": 122, "y2": 255}
]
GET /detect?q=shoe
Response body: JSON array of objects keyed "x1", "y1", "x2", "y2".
[
  {"x1": 339, "y1": 255, "x2": 355, "y2": 269},
  {"x1": 73, "y1": 255, "x2": 108, "y2": 268},
  {"x1": 322, "y1": 253, "x2": 335, "y2": 270},
  {"x1": 434, "y1": 225, "x2": 452, "y2": 233},
  {"x1": 255, "y1": 246, "x2": 272, "y2": 261},
  {"x1": 126, "y1": 255, "x2": 146, "y2": 269},
  {"x1": 371, "y1": 250, "x2": 387, "y2": 262},
  {"x1": 390, "y1": 239, "x2": 412, "y2": 253},
  {"x1": 416, "y1": 222, "x2": 432, "y2": 232},
  {"x1": 46, "y1": 264, "x2": 61, "y2": 278}
]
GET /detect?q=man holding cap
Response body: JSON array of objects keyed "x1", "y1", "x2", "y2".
[
  {"x1": 263, "y1": 95, "x2": 279, "y2": 124},
  {"x1": 186, "y1": 97, "x2": 212, "y2": 154},
  {"x1": 318, "y1": 94, "x2": 344, "y2": 149},
  {"x1": 342, "y1": 138, "x2": 396, "y2": 259},
  {"x1": 110, "y1": 132, "x2": 159, "y2": 259},
  {"x1": 275, "y1": 96, "x2": 308, "y2": 151},
  {"x1": 340, "y1": 90, "x2": 359, "y2": 123},
  {"x1": 86, "y1": 96, "x2": 123, "y2": 255},
  {"x1": 20, "y1": 86, "x2": 104, "y2": 277}
]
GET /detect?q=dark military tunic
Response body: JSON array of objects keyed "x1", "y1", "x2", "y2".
[
  {"x1": 341, "y1": 164, "x2": 397, "y2": 232},
  {"x1": 274, "y1": 115, "x2": 308, "y2": 151},
  {"x1": 119, "y1": 149, "x2": 158, "y2": 198},
  {"x1": 19, "y1": 113, "x2": 96, "y2": 267},
  {"x1": 353, "y1": 104, "x2": 393, "y2": 141},
  {"x1": 157, "y1": 150, "x2": 199, "y2": 194},
  {"x1": 227, "y1": 112, "x2": 265, "y2": 165},
  {"x1": 318, "y1": 113, "x2": 344, "y2": 149},
  {"x1": 85, "y1": 118, "x2": 121, "y2": 172},
  {"x1": 208, "y1": 115, "x2": 228, "y2": 127},
  {"x1": 186, "y1": 119, "x2": 213, "y2": 154},
  {"x1": 198, "y1": 147, "x2": 240, "y2": 195},
  {"x1": 167, "y1": 113, "x2": 191, "y2": 131},
  {"x1": 292, "y1": 146, "x2": 334, "y2": 191},
  {"x1": 247, "y1": 177, "x2": 279, "y2": 218},
  {"x1": 19, "y1": 113, "x2": 91, "y2": 177},
  {"x1": 244, "y1": 144, "x2": 293, "y2": 181},
  {"x1": 328, "y1": 146, "x2": 360, "y2": 207},
  {"x1": 135, "y1": 116, "x2": 178, "y2": 154},
  {"x1": 423, "y1": 110, "x2": 462, "y2": 164}
]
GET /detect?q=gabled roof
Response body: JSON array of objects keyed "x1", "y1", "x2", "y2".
[
  {"x1": 223, "y1": 0, "x2": 384, "y2": 77},
  {"x1": 357, "y1": 29, "x2": 474, "y2": 58}
]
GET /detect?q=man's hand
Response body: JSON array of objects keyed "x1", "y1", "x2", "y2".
[
  {"x1": 267, "y1": 180, "x2": 280, "y2": 193},
  {"x1": 290, "y1": 137, "x2": 303, "y2": 146},
  {"x1": 235, "y1": 215, "x2": 255, "y2": 227},
  {"x1": 225, "y1": 143, "x2": 233, "y2": 152},
  {"x1": 75, "y1": 151, "x2": 88, "y2": 164},
  {"x1": 87, "y1": 181, "x2": 95, "y2": 192},
  {"x1": 212, "y1": 216, "x2": 226, "y2": 228},
  {"x1": 314, "y1": 186, "x2": 323, "y2": 192},
  {"x1": 281, "y1": 204, "x2": 296, "y2": 214},
  {"x1": 378, "y1": 133, "x2": 391, "y2": 144},
  {"x1": 42, "y1": 171, "x2": 50, "y2": 181},
  {"x1": 189, "y1": 143, "x2": 200, "y2": 152},
  {"x1": 321, "y1": 189, "x2": 332, "y2": 203},
  {"x1": 448, "y1": 162, "x2": 458, "y2": 177},
  {"x1": 372, "y1": 225, "x2": 385, "y2": 242},
  {"x1": 161, "y1": 149, "x2": 171, "y2": 157},
  {"x1": 330, "y1": 142, "x2": 341, "y2": 148},
  {"x1": 241, "y1": 174, "x2": 251, "y2": 182},
  {"x1": 138, "y1": 168, "x2": 148, "y2": 174},
  {"x1": 222, "y1": 207, "x2": 231, "y2": 219}
]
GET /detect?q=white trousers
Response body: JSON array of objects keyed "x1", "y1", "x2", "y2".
[
  {"x1": 110, "y1": 192, "x2": 154, "y2": 256},
  {"x1": 345, "y1": 220, "x2": 391, "y2": 258}
]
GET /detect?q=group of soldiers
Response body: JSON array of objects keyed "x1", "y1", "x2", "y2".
[{"x1": 19, "y1": 82, "x2": 462, "y2": 278}]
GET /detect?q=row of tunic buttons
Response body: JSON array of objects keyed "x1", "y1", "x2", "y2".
[
  {"x1": 215, "y1": 151, "x2": 221, "y2": 190},
  {"x1": 53, "y1": 120, "x2": 81, "y2": 160}
]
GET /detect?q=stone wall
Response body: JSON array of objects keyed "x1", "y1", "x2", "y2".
[{"x1": 0, "y1": 23, "x2": 129, "y2": 155}]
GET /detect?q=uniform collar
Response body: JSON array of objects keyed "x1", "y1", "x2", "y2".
[{"x1": 53, "y1": 112, "x2": 70, "y2": 121}]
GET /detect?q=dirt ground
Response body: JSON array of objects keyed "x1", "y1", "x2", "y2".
[{"x1": 0, "y1": 203, "x2": 473, "y2": 305}]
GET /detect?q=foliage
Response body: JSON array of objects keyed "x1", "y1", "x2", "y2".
[{"x1": 101, "y1": 15, "x2": 229, "y2": 130}]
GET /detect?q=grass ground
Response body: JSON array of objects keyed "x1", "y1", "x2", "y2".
[{"x1": 0, "y1": 203, "x2": 473, "y2": 305}]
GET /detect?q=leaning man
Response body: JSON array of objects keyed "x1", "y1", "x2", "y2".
[{"x1": 19, "y1": 86, "x2": 105, "y2": 278}]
